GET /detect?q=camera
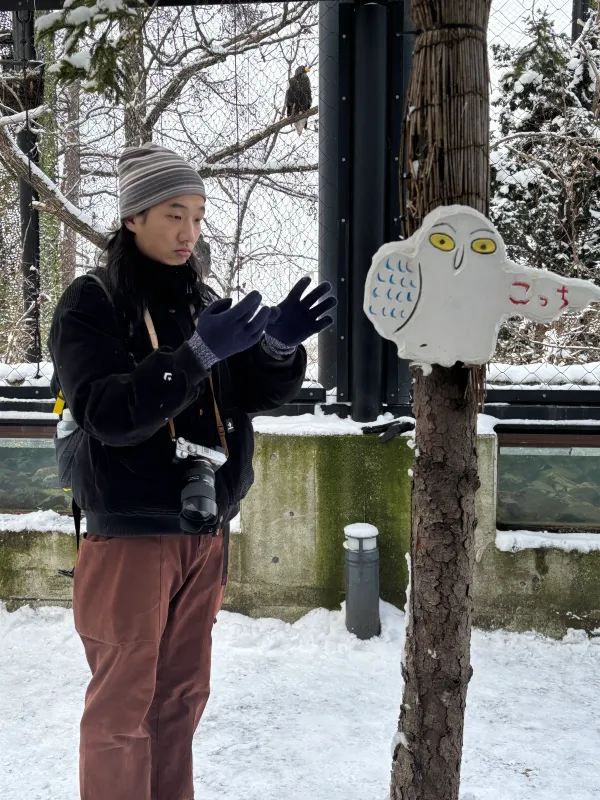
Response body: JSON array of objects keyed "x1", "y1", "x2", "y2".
[{"x1": 174, "y1": 437, "x2": 227, "y2": 534}]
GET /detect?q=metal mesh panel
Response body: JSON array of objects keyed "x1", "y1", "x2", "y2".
[
  {"x1": 0, "y1": 2, "x2": 320, "y2": 391},
  {"x1": 488, "y1": 0, "x2": 600, "y2": 394},
  {"x1": 0, "y1": 1, "x2": 598, "y2": 400}
]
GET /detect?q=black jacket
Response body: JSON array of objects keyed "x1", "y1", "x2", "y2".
[{"x1": 48, "y1": 256, "x2": 306, "y2": 536}]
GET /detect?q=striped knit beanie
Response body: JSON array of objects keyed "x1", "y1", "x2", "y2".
[{"x1": 118, "y1": 143, "x2": 206, "y2": 219}]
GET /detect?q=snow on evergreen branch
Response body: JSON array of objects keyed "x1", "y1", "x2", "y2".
[
  {"x1": 35, "y1": 0, "x2": 145, "y2": 101},
  {"x1": 490, "y1": 10, "x2": 600, "y2": 365}
]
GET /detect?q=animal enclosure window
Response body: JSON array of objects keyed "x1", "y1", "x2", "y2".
[
  {"x1": 0, "y1": 437, "x2": 67, "y2": 514},
  {"x1": 497, "y1": 431, "x2": 600, "y2": 533}
]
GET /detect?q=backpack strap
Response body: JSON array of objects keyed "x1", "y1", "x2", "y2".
[
  {"x1": 86, "y1": 270, "x2": 114, "y2": 305},
  {"x1": 57, "y1": 499, "x2": 82, "y2": 579},
  {"x1": 56, "y1": 272, "x2": 110, "y2": 580}
]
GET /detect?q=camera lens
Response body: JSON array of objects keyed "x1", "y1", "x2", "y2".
[{"x1": 179, "y1": 457, "x2": 219, "y2": 533}]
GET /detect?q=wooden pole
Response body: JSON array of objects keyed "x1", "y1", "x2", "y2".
[{"x1": 391, "y1": 2, "x2": 491, "y2": 799}]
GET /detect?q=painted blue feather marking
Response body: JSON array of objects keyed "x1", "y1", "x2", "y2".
[{"x1": 365, "y1": 258, "x2": 421, "y2": 335}]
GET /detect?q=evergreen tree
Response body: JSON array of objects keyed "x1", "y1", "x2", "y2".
[{"x1": 490, "y1": 12, "x2": 600, "y2": 363}]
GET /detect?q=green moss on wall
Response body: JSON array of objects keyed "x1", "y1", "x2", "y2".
[
  {"x1": 315, "y1": 435, "x2": 413, "y2": 609},
  {"x1": 0, "y1": 532, "x2": 75, "y2": 609},
  {"x1": 240, "y1": 433, "x2": 413, "y2": 616},
  {"x1": 474, "y1": 546, "x2": 600, "y2": 637}
]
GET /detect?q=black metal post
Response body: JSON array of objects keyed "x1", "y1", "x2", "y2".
[
  {"x1": 384, "y1": 0, "x2": 413, "y2": 409},
  {"x1": 350, "y1": 2, "x2": 387, "y2": 422},
  {"x1": 318, "y1": 1, "x2": 340, "y2": 392},
  {"x1": 12, "y1": 5, "x2": 41, "y2": 364},
  {"x1": 572, "y1": 0, "x2": 590, "y2": 42}
]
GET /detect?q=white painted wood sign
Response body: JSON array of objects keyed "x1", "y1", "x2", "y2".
[{"x1": 363, "y1": 205, "x2": 600, "y2": 367}]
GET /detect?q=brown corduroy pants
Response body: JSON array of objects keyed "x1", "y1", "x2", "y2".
[{"x1": 72, "y1": 531, "x2": 226, "y2": 800}]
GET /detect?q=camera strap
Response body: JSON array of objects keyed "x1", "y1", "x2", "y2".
[
  {"x1": 144, "y1": 305, "x2": 232, "y2": 586},
  {"x1": 143, "y1": 308, "x2": 229, "y2": 458}
]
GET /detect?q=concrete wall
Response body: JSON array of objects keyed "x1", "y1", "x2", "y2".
[
  {"x1": 472, "y1": 435, "x2": 600, "y2": 638},
  {"x1": 1, "y1": 431, "x2": 599, "y2": 637},
  {"x1": 226, "y1": 434, "x2": 412, "y2": 620},
  {"x1": 0, "y1": 531, "x2": 74, "y2": 611}
]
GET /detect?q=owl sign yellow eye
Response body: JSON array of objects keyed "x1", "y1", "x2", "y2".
[
  {"x1": 429, "y1": 232, "x2": 455, "y2": 251},
  {"x1": 471, "y1": 237, "x2": 497, "y2": 254}
]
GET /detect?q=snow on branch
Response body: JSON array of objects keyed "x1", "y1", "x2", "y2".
[
  {"x1": 0, "y1": 125, "x2": 108, "y2": 249},
  {"x1": 35, "y1": 0, "x2": 146, "y2": 101},
  {"x1": 0, "y1": 105, "x2": 48, "y2": 129}
]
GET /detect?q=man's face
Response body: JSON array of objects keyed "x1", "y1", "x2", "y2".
[{"x1": 124, "y1": 194, "x2": 206, "y2": 265}]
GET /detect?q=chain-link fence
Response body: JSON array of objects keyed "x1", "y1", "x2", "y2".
[
  {"x1": 0, "y1": 1, "x2": 599, "y2": 401},
  {"x1": 0, "y1": 2, "x2": 320, "y2": 397},
  {"x1": 488, "y1": 0, "x2": 600, "y2": 394}
]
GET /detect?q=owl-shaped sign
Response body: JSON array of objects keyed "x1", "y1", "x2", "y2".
[{"x1": 363, "y1": 205, "x2": 600, "y2": 367}]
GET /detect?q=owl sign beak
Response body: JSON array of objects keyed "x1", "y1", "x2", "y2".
[{"x1": 453, "y1": 246, "x2": 465, "y2": 271}]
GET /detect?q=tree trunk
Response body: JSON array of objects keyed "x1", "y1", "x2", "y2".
[
  {"x1": 13, "y1": 10, "x2": 42, "y2": 363},
  {"x1": 391, "y1": 3, "x2": 491, "y2": 799},
  {"x1": 61, "y1": 79, "x2": 80, "y2": 286},
  {"x1": 122, "y1": 8, "x2": 147, "y2": 148},
  {"x1": 37, "y1": 27, "x2": 62, "y2": 347}
]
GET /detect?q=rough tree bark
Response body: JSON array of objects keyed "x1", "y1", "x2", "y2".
[
  {"x1": 37, "y1": 29, "x2": 62, "y2": 350},
  {"x1": 390, "y1": 2, "x2": 491, "y2": 800},
  {"x1": 122, "y1": 8, "x2": 147, "y2": 149},
  {"x1": 61, "y1": 79, "x2": 80, "y2": 285}
]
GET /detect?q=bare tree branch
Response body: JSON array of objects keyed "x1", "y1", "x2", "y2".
[
  {"x1": 205, "y1": 161, "x2": 317, "y2": 177},
  {"x1": 205, "y1": 106, "x2": 317, "y2": 164},
  {"x1": 0, "y1": 104, "x2": 47, "y2": 128},
  {"x1": 142, "y1": 1, "x2": 315, "y2": 137}
]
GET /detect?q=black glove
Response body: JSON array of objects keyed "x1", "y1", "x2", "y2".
[
  {"x1": 265, "y1": 276, "x2": 337, "y2": 348},
  {"x1": 190, "y1": 291, "x2": 279, "y2": 368}
]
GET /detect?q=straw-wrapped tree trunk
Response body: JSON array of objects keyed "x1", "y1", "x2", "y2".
[{"x1": 391, "y1": 2, "x2": 491, "y2": 799}]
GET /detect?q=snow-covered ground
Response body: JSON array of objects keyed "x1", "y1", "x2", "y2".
[{"x1": 0, "y1": 601, "x2": 598, "y2": 800}]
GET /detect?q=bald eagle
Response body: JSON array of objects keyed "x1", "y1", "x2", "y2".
[{"x1": 285, "y1": 65, "x2": 312, "y2": 135}]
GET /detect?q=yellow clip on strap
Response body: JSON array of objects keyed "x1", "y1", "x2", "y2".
[{"x1": 53, "y1": 391, "x2": 65, "y2": 415}]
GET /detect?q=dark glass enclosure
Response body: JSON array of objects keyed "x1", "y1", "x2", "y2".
[
  {"x1": 497, "y1": 429, "x2": 600, "y2": 533},
  {"x1": 0, "y1": 431, "x2": 67, "y2": 514}
]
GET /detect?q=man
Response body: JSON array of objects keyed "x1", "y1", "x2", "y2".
[{"x1": 48, "y1": 142, "x2": 336, "y2": 800}]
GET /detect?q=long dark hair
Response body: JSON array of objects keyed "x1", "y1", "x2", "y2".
[{"x1": 98, "y1": 225, "x2": 217, "y2": 326}]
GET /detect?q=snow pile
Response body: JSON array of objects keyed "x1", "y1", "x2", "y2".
[
  {"x1": 252, "y1": 411, "x2": 402, "y2": 436},
  {"x1": 0, "y1": 411, "x2": 57, "y2": 420},
  {"x1": 0, "y1": 361, "x2": 53, "y2": 387},
  {"x1": 496, "y1": 529, "x2": 600, "y2": 554},
  {"x1": 0, "y1": 510, "x2": 81, "y2": 535},
  {"x1": 0, "y1": 601, "x2": 598, "y2": 800},
  {"x1": 0, "y1": 510, "x2": 238, "y2": 537}
]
